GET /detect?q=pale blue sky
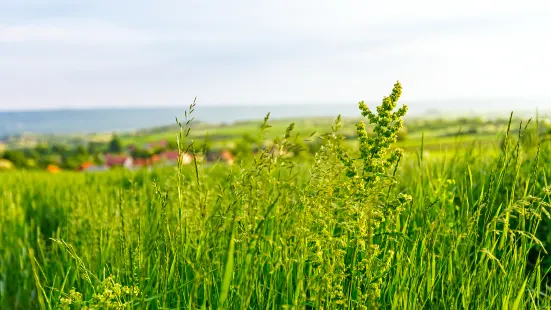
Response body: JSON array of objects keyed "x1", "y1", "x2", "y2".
[{"x1": 1, "y1": 0, "x2": 550, "y2": 111}]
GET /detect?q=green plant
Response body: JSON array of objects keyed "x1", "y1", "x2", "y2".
[{"x1": 2, "y1": 82, "x2": 551, "y2": 310}]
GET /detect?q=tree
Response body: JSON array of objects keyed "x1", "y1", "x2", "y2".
[
  {"x1": 131, "y1": 148, "x2": 153, "y2": 159},
  {"x1": 35, "y1": 143, "x2": 50, "y2": 155},
  {"x1": 52, "y1": 144, "x2": 69, "y2": 154},
  {"x1": 38, "y1": 154, "x2": 62, "y2": 169},
  {"x1": 24, "y1": 148, "x2": 40, "y2": 161},
  {"x1": 88, "y1": 141, "x2": 105, "y2": 155},
  {"x1": 1, "y1": 150, "x2": 28, "y2": 168},
  {"x1": 62, "y1": 156, "x2": 82, "y2": 170},
  {"x1": 108, "y1": 134, "x2": 122, "y2": 153},
  {"x1": 74, "y1": 145, "x2": 88, "y2": 157}
]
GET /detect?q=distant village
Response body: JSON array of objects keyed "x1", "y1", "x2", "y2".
[
  {"x1": 0, "y1": 137, "x2": 236, "y2": 173},
  {"x1": 76, "y1": 139, "x2": 234, "y2": 173}
]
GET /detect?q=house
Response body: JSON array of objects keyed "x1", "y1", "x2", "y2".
[
  {"x1": 220, "y1": 150, "x2": 234, "y2": 165},
  {"x1": 82, "y1": 165, "x2": 108, "y2": 172},
  {"x1": 133, "y1": 158, "x2": 153, "y2": 171},
  {"x1": 151, "y1": 154, "x2": 161, "y2": 164},
  {"x1": 182, "y1": 153, "x2": 193, "y2": 165},
  {"x1": 206, "y1": 149, "x2": 234, "y2": 165},
  {"x1": 78, "y1": 161, "x2": 95, "y2": 171},
  {"x1": 105, "y1": 154, "x2": 133, "y2": 169},
  {"x1": 160, "y1": 151, "x2": 193, "y2": 166},
  {"x1": 194, "y1": 154, "x2": 205, "y2": 163},
  {"x1": 206, "y1": 150, "x2": 220, "y2": 162},
  {"x1": 79, "y1": 160, "x2": 108, "y2": 172},
  {"x1": 161, "y1": 151, "x2": 179, "y2": 165},
  {"x1": 133, "y1": 158, "x2": 147, "y2": 167},
  {"x1": 46, "y1": 164, "x2": 61, "y2": 174}
]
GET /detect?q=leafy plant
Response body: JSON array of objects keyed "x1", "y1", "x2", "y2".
[{"x1": 2, "y1": 82, "x2": 551, "y2": 310}]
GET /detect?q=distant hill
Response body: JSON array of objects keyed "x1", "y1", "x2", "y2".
[{"x1": 1, "y1": 100, "x2": 549, "y2": 138}]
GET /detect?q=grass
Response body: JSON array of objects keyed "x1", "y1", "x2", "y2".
[{"x1": 2, "y1": 83, "x2": 551, "y2": 309}]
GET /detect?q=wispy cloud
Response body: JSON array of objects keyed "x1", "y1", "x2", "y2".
[
  {"x1": 0, "y1": 22, "x2": 155, "y2": 44},
  {"x1": 0, "y1": 0, "x2": 550, "y2": 111}
]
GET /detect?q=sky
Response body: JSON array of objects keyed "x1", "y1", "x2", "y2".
[{"x1": 1, "y1": 0, "x2": 551, "y2": 111}]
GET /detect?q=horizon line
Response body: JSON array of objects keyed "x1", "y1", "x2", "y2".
[{"x1": 0, "y1": 97, "x2": 549, "y2": 113}]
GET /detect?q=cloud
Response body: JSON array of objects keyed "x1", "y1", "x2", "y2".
[
  {"x1": 0, "y1": 22, "x2": 155, "y2": 44},
  {"x1": 0, "y1": 0, "x2": 550, "y2": 111}
]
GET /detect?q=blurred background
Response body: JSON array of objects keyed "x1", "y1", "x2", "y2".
[{"x1": 1, "y1": 0, "x2": 550, "y2": 170}]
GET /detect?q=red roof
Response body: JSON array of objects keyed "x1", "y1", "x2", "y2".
[
  {"x1": 133, "y1": 158, "x2": 149, "y2": 166},
  {"x1": 105, "y1": 154, "x2": 131, "y2": 166},
  {"x1": 161, "y1": 151, "x2": 180, "y2": 161},
  {"x1": 133, "y1": 155, "x2": 162, "y2": 167},
  {"x1": 79, "y1": 161, "x2": 94, "y2": 171},
  {"x1": 47, "y1": 164, "x2": 61, "y2": 173},
  {"x1": 221, "y1": 150, "x2": 234, "y2": 161}
]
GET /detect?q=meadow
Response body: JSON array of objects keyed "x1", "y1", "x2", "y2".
[{"x1": 2, "y1": 82, "x2": 551, "y2": 309}]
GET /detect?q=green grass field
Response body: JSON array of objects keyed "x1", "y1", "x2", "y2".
[{"x1": 2, "y1": 84, "x2": 551, "y2": 309}]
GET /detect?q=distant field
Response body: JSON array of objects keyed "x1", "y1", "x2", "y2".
[
  {"x1": 2, "y1": 109, "x2": 530, "y2": 155},
  {"x1": 117, "y1": 115, "x2": 515, "y2": 154}
]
